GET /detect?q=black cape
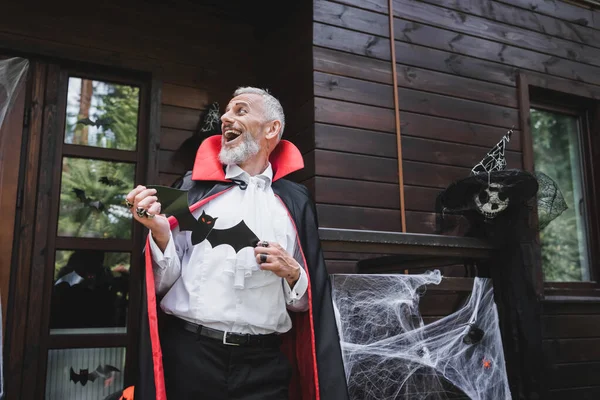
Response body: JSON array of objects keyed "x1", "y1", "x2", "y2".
[{"x1": 133, "y1": 173, "x2": 349, "y2": 400}]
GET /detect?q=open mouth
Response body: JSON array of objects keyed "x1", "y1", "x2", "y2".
[{"x1": 223, "y1": 129, "x2": 242, "y2": 143}]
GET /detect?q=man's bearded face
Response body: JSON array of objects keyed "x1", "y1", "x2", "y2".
[{"x1": 219, "y1": 94, "x2": 265, "y2": 165}]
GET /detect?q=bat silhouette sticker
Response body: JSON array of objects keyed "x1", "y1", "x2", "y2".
[
  {"x1": 69, "y1": 364, "x2": 120, "y2": 386},
  {"x1": 147, "y1": 185, "x2": 260, "y2": 252}
]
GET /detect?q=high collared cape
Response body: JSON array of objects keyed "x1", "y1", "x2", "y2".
[{"x1": 132, "y1": 136, "x2": 349, "y2": 400}]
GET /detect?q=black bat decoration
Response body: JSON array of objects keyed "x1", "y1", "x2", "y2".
[
  {"x1": 99, "y1": 176, "x2": 126, "y2": 187},
  {"x1": 76, "y1": 116, "x2": 113, "y2": 128},
  {"x1": 72, "y1": 188, "x2": 105, "y2": 211},
  {"x1": 69, "y1": 364, "x2": 121, "y2": 386},
  {"x1": 147, "y1": 185, "x2": 260, "y2": 252}
]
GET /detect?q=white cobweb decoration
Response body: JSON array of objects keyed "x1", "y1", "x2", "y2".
[
  {"x1": 331, "y1": 271, "x2": 511, "y2": 400},
  {"x1": 0, "y1": 57, "x2": 29, "y2": 130}
]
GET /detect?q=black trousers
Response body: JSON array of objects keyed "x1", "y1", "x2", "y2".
[{"x1": 161, "y1": 319, "x2": 292, "y2": 400}]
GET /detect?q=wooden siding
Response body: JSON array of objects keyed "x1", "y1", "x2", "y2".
[{"x1": 313, "y1": 0, "x2": 600, "y2": 396}]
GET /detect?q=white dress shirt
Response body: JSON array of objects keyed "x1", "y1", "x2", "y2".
[{"x1": 149, "y1": 163, "x2": 309, "y2": 335}]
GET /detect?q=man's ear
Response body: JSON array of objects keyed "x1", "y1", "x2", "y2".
[{"x1": 265, "y1": 120, "x2": 281, "y2": 140}]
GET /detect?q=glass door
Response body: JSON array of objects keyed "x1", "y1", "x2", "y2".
[{"x1": 41, "y1": 71, "x2": 148, "y2": 400}]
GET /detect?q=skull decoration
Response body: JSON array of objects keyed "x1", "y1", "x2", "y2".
[{"x1": 473, "y1": 183, "x2": 509, "y2": 219}]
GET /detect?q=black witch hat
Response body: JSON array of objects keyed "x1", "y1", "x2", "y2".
[{"x1": 437, "y1": 129, "x2": 538, "y2": 222}]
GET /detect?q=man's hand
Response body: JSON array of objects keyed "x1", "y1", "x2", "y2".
[
  {"x1": 125, "y1": 185, "x2": 171, "y2": 251},
  {"x1": 254, "y1": 241, "x2": 301, "y2": 287}
]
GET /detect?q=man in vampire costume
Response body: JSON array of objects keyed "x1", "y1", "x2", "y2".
[{"x1": 125, "y1": 87, "x2": 348, "y2": 400}]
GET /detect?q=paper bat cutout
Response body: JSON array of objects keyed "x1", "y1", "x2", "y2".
[
  {"x1": 54, "y1": 271, "x2": 84, "y2": 287},
  {"x1": 148, "y1": 185, "x2": 260, "y2": 252},
  {"x1": 77, "y1": 116, "x2": 113, "y2": 128},
  {"x1": 69, "y1": 364, "x2": 120, "y2": 386},
  {"x1": 99, "y1": 176, "x2": 126, "y2": 187},
  {"x1": 72, "y1": 188, "x2": 105, "y2": 211}
]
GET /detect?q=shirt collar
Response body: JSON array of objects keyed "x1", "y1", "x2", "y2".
[{"x1": 225, "y1": 163, "x2": 273, "y2": 189}]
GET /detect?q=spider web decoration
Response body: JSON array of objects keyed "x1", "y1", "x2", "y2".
[
  {"x1": 332, "y1": 271, "x2": 511, "y2": 400},
  {"x1": 471, "y1": 129, "x2": 512, "y2": 175},
  {"x1": 200, "y1": 102, "x2": 220, "y2": 133},
  {"x1": 534, "y1": 171, "x2": 568, "y2": 230},
  {"x1": 0, "y1": 57, "x2": 29, "y2": 131}
]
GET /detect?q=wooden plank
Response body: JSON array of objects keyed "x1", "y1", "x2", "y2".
[
  {"x1": 496, "y1": 0, "x2": 600, "y2": 31},
  {"x1": 161, "y1": 105, "x2": 202, "y2": 131},
  {"x1": 314, "y1": 71, "x2": 394, "y2": 108},
  {"x1": 0, "y1": 4, "x2": 257, "y2": 74},
  {"x1": 402, "y1": 136, "x2": 522, "y2": 169},
  {"x1": 425, "y1": 0, "x2": 600, "y2": 48},
  {"x1": 546, "y1": 362, "x2": 600, "y2": 389},
  {"x1": 315, "y1": 23, "x2": 518, "y2": 87},
  {"x1": 393, "y1": 17, "x2": 600, "y2": 87},
  {"x1": 314, "y1": 97, "x2": 395, "y2": 133},
  {"x1": 314, "y1": 0, "x2": 390, "y2": 38},
  {"x1": 546, "y1": 386, "x2": 600, "y2": 400},
  {"x1": 161, "y1": 83, "x2": 211, "y2": 110},
  {"x1": 543, "y1": 315, "x2": 600, "y2": 339},
  {"x1": 404, "y1": 185, "x2": 442, "y2": 212},
  {"x1": 160, "y1": 127, "x2": 196, "y2": 151},
  {"x1": 158, "y1": 149, "x2": 187, "y2": 175},
  {"x1": 315, "y1": 23, "x2": 519, "y2": 87},
  {"x1": 403, "y1": 161, "x2": 471, "y2": 188},
  {"x1": 317, "y1": 203, "x2": 403, "y2": 231},
  {"x1": 313, "y1": 149, "x2": 471, "y2": 187},
  {"x1": 315, "y1": 123, "x2": 398, "y2": 157},
  {"x1": 390, "y1": 0, "x2": 600, "y2": 68},
  {"x1": 311, "y1": 176, "x2": 400, "y2": 209},
  {"x1": 311, "y1": 176, "x2": 489, "y2": 214},
  {"x1": 404, "y1": 211, "x2": 437, "y2": 234},
  {"x1": 316, "y1": 58, "x2": 519, "y2": 109},
  {"x1": 313, "y1": 46, "x2": 393, "y2": 85},
  {"x1": 400, "y1": 112, "x2": 521, "y2": 151},
  {"x1": 526, "y1": 70, "x2": 600, "y2": 101},
  {"x1": 314, "y1": 22, "x2": 391, "y2": 61},
  {"x1": 314, "y1": 149, "x2": 398, "y2": 183},
  {"x1": 544, "y1": 338, "x2": 600, "y2": 364},
  {"x1": 157, "y1": 173, "x2": 181, "y2": 187},
  {"x1": 419, "y1": 293, "x2": 470, "y2": 316},
  {"x1": 325, "y1": 260, "x2": 358, "y2": 274},
  {"x1": 543, "y1": 299, "x2": 600, "y2": 315},
  {"x1": 315, "y1": 71, "x2": 520, "y2": 128},
  {"x1": 317, "y1": 203, "x2": 438, "y2": 234},
  {"x1": 315, "y1": 119, "x2": 520, "y2": 158},
  {"x1": 395, "y1": 64, "x2": 518, "y2": 108}
]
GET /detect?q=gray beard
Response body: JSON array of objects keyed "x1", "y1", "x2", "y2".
[{"x1": 218, "y1": 132, "x2": 261, "y2": 165}]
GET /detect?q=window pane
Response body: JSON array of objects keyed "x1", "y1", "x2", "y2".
[
  {"x1": 531, "y1": 108, "x2": 590, "y2": 282},
  {"x1": 65, "y1": 77, "x2": 139, "y2": 151},
  {"x1": 50, "y1": 250, "x2": 130, "y2": 334},
  {"x1": 46, "y1": 347, "x2": 126, "y2": 400},
  {"x1": 57, "y1": 157, "x2": 133, "y2": 239}
]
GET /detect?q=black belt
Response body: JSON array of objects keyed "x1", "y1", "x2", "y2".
[{"x1": 174, "y1": 318, "x2": 281, "y2": 348}]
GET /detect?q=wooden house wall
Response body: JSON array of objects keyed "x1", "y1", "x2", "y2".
[
  {"x1": 0, "y1": 2, "x2": 259, "y2": 188},
  {"x1": 312, "y1": 0, "x2": 600, "y2": 396}
]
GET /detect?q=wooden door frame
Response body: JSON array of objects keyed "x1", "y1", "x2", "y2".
[{"x1": 4, "y1": 58, "x2": 161, "y2": 400}]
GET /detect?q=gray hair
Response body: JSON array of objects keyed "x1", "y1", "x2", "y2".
[{"x1": 233, "y1": 87, "x2": 285, "y2": 140}]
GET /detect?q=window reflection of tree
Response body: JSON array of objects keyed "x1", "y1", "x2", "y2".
[{"x1": 532, "y1": 109, "x2": 590, "y2": 282}]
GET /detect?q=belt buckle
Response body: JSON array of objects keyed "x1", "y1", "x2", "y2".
[{"x1": 222, "y1": 331, "x2": 241, "y2": 346}]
